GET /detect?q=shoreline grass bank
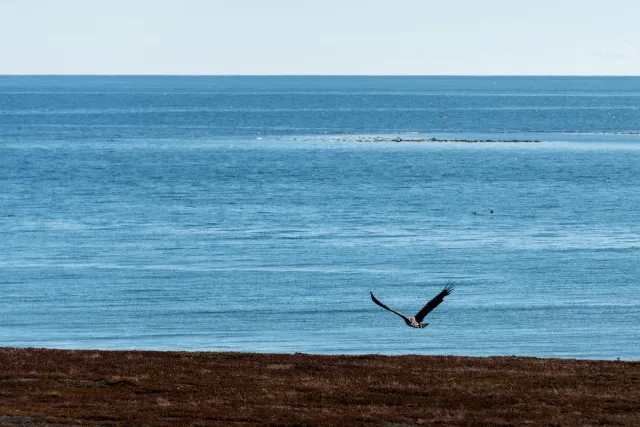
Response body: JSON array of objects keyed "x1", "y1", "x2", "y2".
[{"x1": 1, "y1": 347, "x2": 638, "y2": 426}]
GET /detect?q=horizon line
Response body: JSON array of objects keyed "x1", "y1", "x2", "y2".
[{"x1": 1, "y1": 73, "x2": 640, "y2": 78}]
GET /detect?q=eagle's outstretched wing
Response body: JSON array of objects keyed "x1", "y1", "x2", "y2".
[
  {"x1": 414, "y1": 282, "x2": 454, "y2": 322},
  {"x1": 370, "y1": 292, "x2": 410, "y2": 321}
]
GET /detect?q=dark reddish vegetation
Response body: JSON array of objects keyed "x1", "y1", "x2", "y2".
[{"x1": 0, "y1": 347, "x2": 638, "y2": 426}]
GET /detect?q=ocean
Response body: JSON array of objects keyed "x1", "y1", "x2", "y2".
[{"x1": 1, "y1": 76, "x2": 639, "y2": 359}]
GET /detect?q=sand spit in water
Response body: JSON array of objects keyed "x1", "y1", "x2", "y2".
[{"x1": 322, "y1": 136, "x2": 541, "y2": 143}]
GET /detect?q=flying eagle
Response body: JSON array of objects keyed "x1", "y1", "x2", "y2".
[{"x1": 370, "y1": 282, "x2": 454, "y2": 328}]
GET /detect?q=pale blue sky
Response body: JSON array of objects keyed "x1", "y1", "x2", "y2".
[{"x1": 2, "y1": 0, "x2": 639, "y2": 75}]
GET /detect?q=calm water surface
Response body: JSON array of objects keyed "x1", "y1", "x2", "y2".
[{"x1": 1, "y1": 76, "x2": 639, "y2": 359}]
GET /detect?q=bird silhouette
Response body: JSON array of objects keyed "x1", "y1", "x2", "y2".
[{"x1": 370, "y1": 282, "x2": 454, "y2": 328}]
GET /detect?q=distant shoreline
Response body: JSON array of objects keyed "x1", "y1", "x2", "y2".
[
  {"x1": 326, "y1": 135, "x2": 542, "y2": 143},
  {"x1": 1, "y1": 347, "x2": 638, "y2": 426}
]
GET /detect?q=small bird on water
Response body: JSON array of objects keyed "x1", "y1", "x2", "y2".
[{"x1": 370, "y1": 282, "x2": 454, "y2": 328}]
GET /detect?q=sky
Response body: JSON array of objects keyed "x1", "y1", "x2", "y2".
[{"x1": 1, "y1": 0, "x2": 640, "y2": 75}]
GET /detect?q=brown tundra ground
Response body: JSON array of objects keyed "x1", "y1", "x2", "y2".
[{"x1": 0, "y1": 347, "x2": 638, "y2": 426}]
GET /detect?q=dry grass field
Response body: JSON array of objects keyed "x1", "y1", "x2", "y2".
[{"x1": 0, "y1": 347, "x2": 638, "y2": 426}]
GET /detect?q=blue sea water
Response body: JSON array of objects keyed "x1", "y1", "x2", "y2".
[{"x1": 1, "y1": 76, "x2": 639, "y2": 360}]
